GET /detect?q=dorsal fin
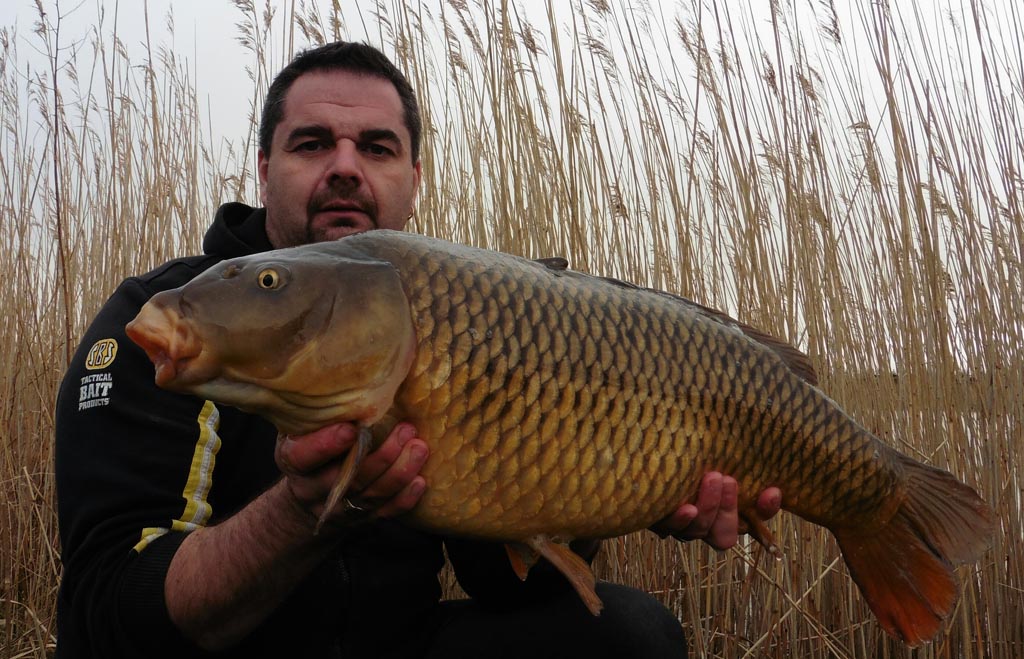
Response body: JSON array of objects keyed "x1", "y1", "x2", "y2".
[
  {"x1": 533, "y1": 259, "x2": 819, "y2": 386},
  {"x1": 534, "y1": 256, "x2": 569, "y2": 271},
  {"x1": 668, "y1": 294, "x2": 819, "y2": 386},
  {"x1": 597, "y1": 274, "x2": 820, "y2": 386}
]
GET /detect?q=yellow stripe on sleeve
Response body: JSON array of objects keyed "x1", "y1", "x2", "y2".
[
  {"x1": 133, "y1": 527, "x2": 169, "y2": 552},
  {"x1": 134, "y1": 400, "x2": 222, "y2": 553},
  {"x1": 178, "y1": 400, "x2": 221, "y2": 529}
]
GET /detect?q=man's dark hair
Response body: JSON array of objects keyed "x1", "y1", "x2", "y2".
[{"x1": 259, "y1": 41, "x2": 421, "y2": 162}]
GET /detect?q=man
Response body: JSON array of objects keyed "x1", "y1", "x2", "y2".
[{"x1": 55, "y1": 42, "x2": 780, "y2": 658}]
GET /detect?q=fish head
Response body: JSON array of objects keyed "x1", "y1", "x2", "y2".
[{"x1": 126, "y1": 243, "x2": 416, "y2": 434}]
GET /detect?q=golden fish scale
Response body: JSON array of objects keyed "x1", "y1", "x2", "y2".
[{"x1": 356, "y1": 234, "x2": 902, "y2": 541}]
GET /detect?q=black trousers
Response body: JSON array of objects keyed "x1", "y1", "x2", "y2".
[{"x1": 423, "y1": 582, "x2": 688, "y2": 658}]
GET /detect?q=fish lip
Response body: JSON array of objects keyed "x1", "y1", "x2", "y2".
[
  {"x1": 126, "y1": 321, "x2": 181, "y2": 387},
  {"x1": 126, "y1": 302, "x2": 209, "y2": 388},
  {"x1": 151, "y1": 353, "x2": 179, "y2": 387},
  {"x1": 162, "y1": 354, "x2": 220, "y2": 389},
  {"x1": 145, "y1": 342, "x2": 219, "y2": 390}
]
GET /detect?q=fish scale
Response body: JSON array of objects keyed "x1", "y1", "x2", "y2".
[
  {"x1": 126, "y1": 229, "x2": 992, "y2": 645},
  {"x1": 381, "y1": 236, "x2": 844, "y2": 538}
]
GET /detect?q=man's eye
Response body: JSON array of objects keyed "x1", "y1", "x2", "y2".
[
  {"x1": 364, "y1": 143, "x2": 393, "y2": 156},
  {"x1": 296, "y1": 141, "x2": 323, "y2": 152}
]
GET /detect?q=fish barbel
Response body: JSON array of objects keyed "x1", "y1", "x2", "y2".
[{"x1": 126, "y1": 230, "x2": 992, "y2": 646}]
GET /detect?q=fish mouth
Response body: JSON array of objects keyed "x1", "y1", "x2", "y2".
[{"x1": 126, "y1": 301, "x2": 208, "y2": 388}]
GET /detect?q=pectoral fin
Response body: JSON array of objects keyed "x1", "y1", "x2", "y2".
[
  {"x1": 526, "y1": 535, "x2": 603, "y2": 616},
  {"x1": 316, "y1": 426, "x2": 373, "y2": 534}
]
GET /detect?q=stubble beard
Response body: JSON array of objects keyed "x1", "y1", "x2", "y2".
[{"x1": 306, "y1": 178, "x2": 379, "y2": 244}]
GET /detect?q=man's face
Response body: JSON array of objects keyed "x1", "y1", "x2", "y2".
[{"x1": 259, "y1": 70, "x2": 422, "y2": 248}]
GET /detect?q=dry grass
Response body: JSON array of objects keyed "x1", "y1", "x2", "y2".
[{"x1": 2, "y1": 0, "x2": 1021, "y2": 656}]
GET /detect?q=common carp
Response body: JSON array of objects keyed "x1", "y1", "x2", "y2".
[{"x1": 126, "y1": 230, "x2": 992, "y2": 646}]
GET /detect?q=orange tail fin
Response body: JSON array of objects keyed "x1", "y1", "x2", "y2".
[{"x1": 834, "y1": 456, "x2": 992, "y2": 646}]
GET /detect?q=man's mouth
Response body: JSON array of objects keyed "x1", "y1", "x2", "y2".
[{"x1": 315, "y1": 204, "x2": 373, "y2": 228}]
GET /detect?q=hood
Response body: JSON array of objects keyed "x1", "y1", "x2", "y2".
[{"x1": 203, "y1": 202, "x2": 275, "y2": 259}]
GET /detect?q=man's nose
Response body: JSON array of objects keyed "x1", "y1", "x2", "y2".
[{"x1": 326, "y1": 140, "x2": 363, "y2": 184}]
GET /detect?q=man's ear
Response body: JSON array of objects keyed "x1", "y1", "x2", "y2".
[
  {"x1": 258, "y1": 150, "x2": 270, "y2": 205},
  {"x1": 410, "y1": 159, "x2": 423, "y2": 214}
]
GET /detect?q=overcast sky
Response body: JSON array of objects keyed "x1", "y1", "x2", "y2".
[
  {"x1": 0, "y1": 1, "x2": 863, "y2": 139},
  {"x1": 3, "y1": 0, "x2": 1018, "y2": 160},
  {"x1": 0, "y1": 0, "x2": 614, "y2": 143},
  {"x1": 2, "y1": 1, "x2": 273, "y2": 141}
]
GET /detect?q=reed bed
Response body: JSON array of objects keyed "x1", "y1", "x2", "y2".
[{"x1": 2, "y1": 0, "x2": 1020, "y2": 656}]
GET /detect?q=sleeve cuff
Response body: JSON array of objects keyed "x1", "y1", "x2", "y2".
[{"x1": 118, "y1": 532, "x2": 208, "y2": 656}]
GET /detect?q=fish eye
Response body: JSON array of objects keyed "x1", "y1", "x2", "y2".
[{"x1": 257, "y1": 268, "x2": 281, "y2": 289}]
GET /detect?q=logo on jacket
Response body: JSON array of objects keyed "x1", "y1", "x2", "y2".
[
  {"x1": 79, "y1": 372, "x2": 114, "y2": 410},
  {"x1": 80, "y1": 339, "x2": 117, "y2": 410},
  {"x1": 85, "y1": 338, "x2": 118, "y2": 370}
]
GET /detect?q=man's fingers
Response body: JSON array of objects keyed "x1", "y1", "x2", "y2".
[
  {"x1": 704, "y1": 476, "x2": 739, "y2": 550},
  {"x1": 275, "y1": 422, "x2": 430, "y2": 527},
  {"x1": 756, "y1": 487, "x2": 783, "y2": 519},
  {"x1": 276, "y1": 424, "x2": 358, "y2": 474},
  {"x1": 358, "y1": 438, "x2": 429, "y2": 501},
  {"x1": 651, "y1": 470, "x2": 783, "y2": 552},
  {"x1": 662, "y1": 504, "x2": 699, "y2": 531},
  {"x1": 351, "y1": 423, "x2": 416, "y2": 489},
  {"x1": 649, "y1": 471, "x2": 725, "y2": 541},
  {"x1": 686, "y1": 471, "x2": 724, "y2": 536},
  {"x1": 371, "y1": 476, "x2": 427, "y2": 518}
]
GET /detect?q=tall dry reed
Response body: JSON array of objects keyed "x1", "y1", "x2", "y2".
[{"x1": 2, "y1": 0, "x2": 1020, "y2": 657}]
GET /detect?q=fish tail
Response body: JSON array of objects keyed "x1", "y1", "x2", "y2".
[{"x1": 833, "y1": 455, "x2": 992, "y2": 646}]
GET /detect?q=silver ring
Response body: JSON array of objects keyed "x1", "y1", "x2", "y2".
[{"x1": 344, "y1": 498, "x2": 369, "y2": 513}]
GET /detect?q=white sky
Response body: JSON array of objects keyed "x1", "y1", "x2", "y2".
[
  {"x1": 3, "y1": 0, "x2": 1018, "y2": 194},
  {"x1": 2, "y1": 1, "x2": 263, "y2": 141},
  {"x1": 4, "y1": 1, "x2": 1014, "y2": 145},
  {"x1": 0, "y1": 0, "x2": 876, "y2": 143},
  {"x1": 0, "y1": 0, "x2": 635, "y2": 145}
]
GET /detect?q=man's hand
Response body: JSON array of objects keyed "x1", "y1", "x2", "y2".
[
  {"x1": 651, "y1": 472, "x2": 782, "y2": 550},
  {"x1": 275, "y1": 422, "x2": 428, "y2": 527}
]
